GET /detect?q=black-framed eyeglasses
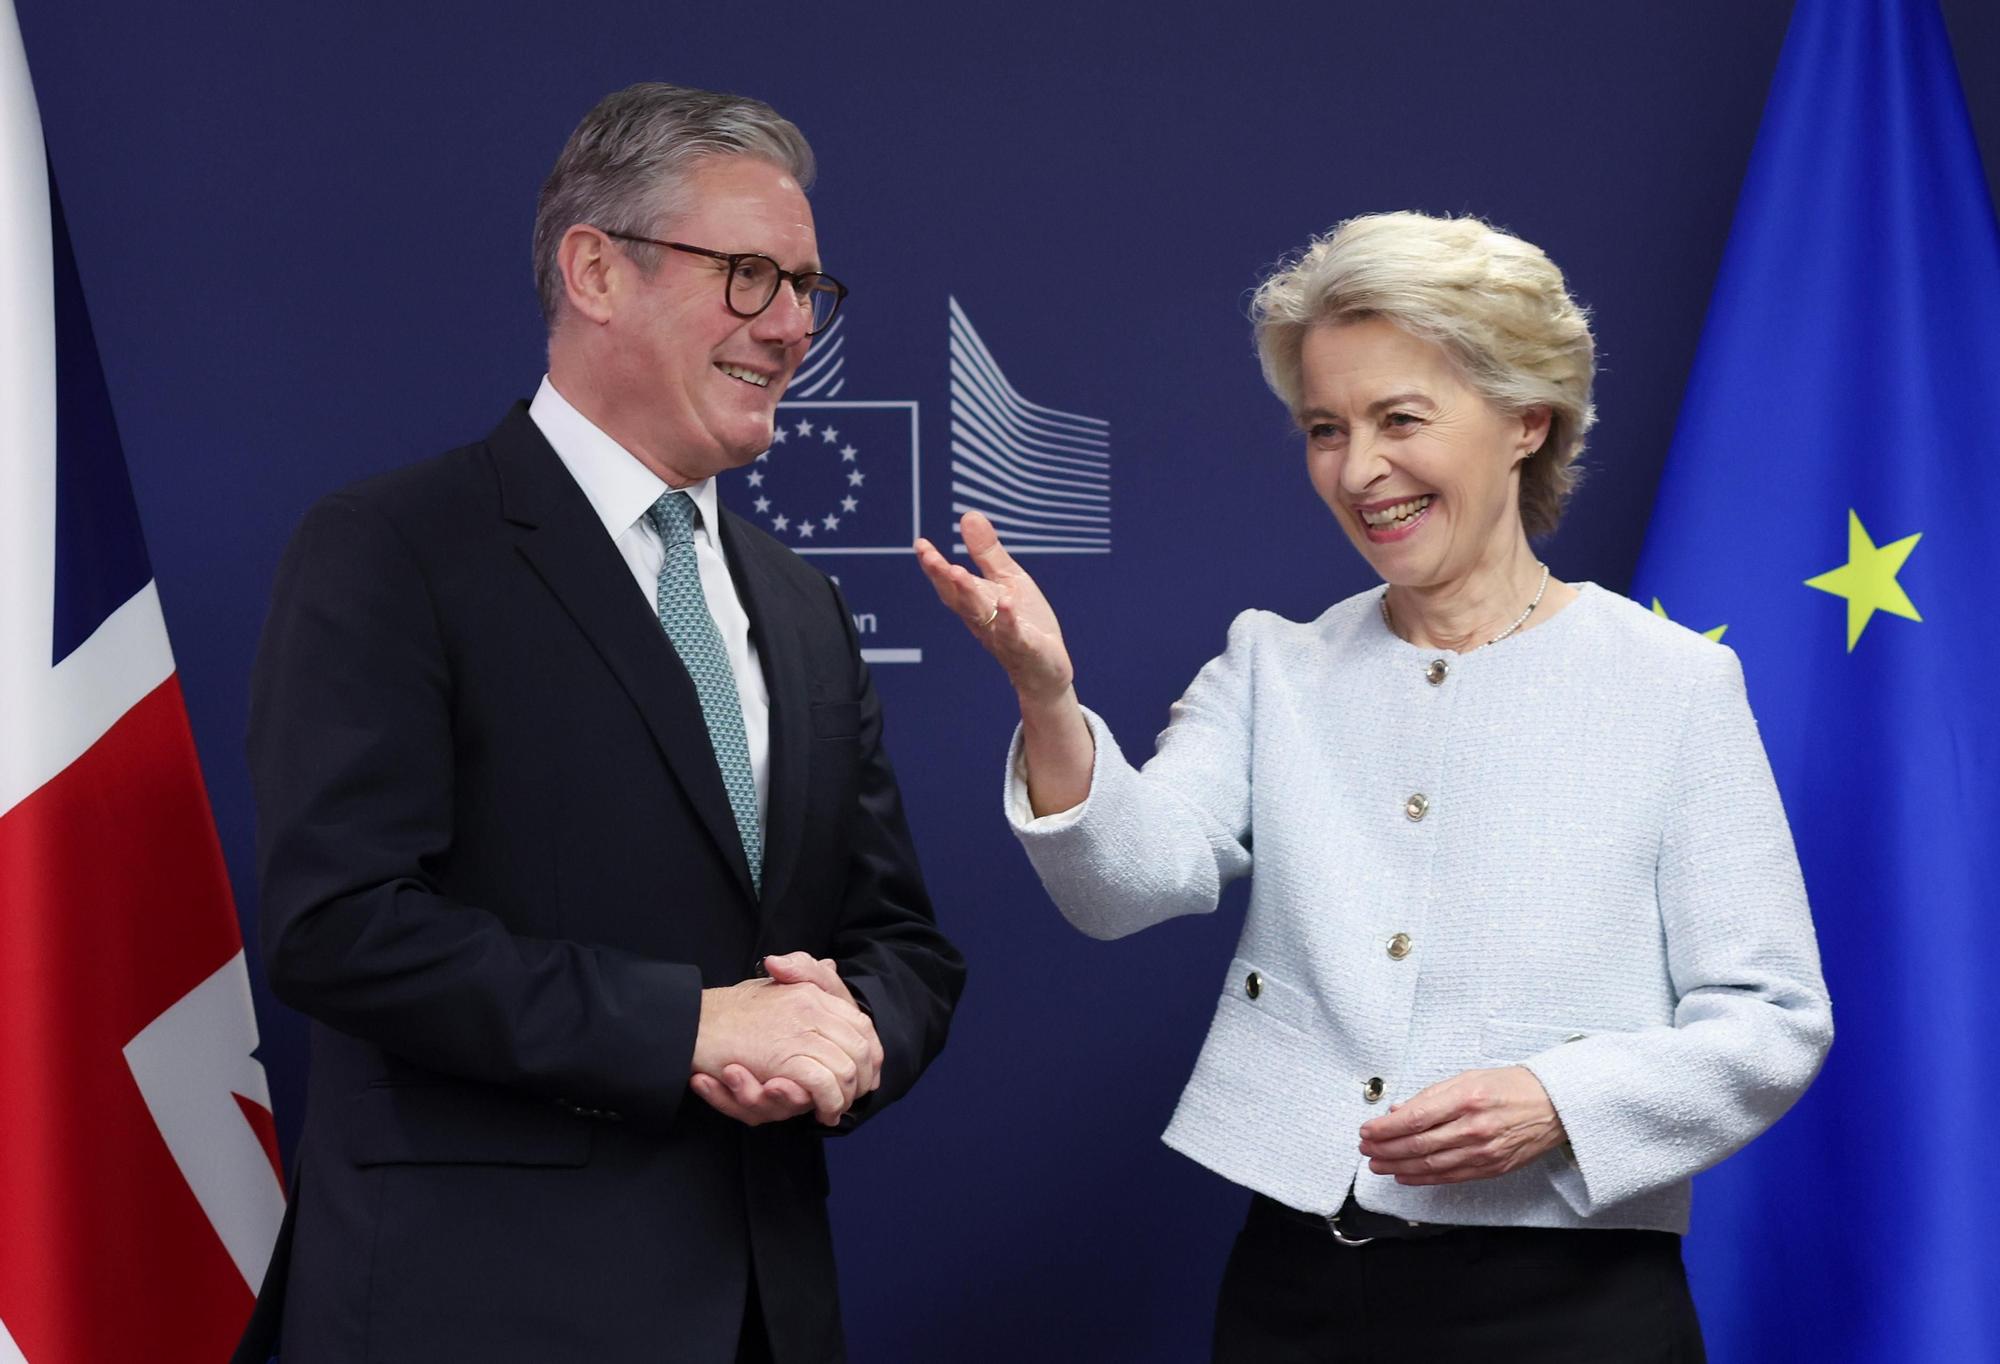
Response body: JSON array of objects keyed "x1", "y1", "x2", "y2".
[{"x1": 603, "y1": 232, "x2": 847, "y2": 336}]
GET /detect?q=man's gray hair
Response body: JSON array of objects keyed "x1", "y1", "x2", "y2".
[{"x1": 533, "y1": 82, "x2": 816, "y2": 328}]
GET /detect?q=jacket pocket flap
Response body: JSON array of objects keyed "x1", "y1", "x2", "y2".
[
  {"x1": 1220, "y1": 956, "x2": 1319, "y2": 1035},
  {"x1": 809, "y1": 700, "x2": 861, "y2": 739},
  {"x1": 1479, "y1": 1018, "x2": 1587, "y2": 1065},
  {"x1": 346, "y1": 1082, "x2": 592, "y2": 1168}
]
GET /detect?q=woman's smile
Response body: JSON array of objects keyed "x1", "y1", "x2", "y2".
[{"x1": 1356, "y1": 493, "x2": 1436, "y2": 541}]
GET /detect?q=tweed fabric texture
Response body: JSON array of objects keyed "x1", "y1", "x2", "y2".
[
  {"x1": 649, "y1": 491, "x2": 762, "y2": 891},
  {"x1": 1005, "y1": 584, "x2": 1832, "y2": 1233}
]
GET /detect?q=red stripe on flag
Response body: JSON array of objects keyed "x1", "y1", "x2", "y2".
[
  {"x1": 232, "y1": 1091, "x2": 285, "y2": 1191},
  {"x1": 0, "y1": 674, "x2": 259, "y2": 1361}
]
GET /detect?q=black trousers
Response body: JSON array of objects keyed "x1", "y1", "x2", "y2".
[
  {"x1": 1213, "y1": 1195, "x2": 1706, "y2": 1364},
  {"x1": 736, "y1": 1260, "x2": 774, "y2": 1364}
]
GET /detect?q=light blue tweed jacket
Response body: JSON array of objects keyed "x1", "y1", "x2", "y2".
[{"x1": 1006, "y1": 584, "x2": 1832, "y2": 1233}]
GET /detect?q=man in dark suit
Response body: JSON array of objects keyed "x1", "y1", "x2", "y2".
[{"x1": 236, "y1": 83, "x2": 963, "y2": 1363}]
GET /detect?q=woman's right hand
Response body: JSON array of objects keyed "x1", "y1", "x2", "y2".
[
  {"x1": 914, "y1": 511, "x2": 1074, "y2": 705},
  {"x1": 915, "y1": 511, "x2": 1095, "y2": 816}
]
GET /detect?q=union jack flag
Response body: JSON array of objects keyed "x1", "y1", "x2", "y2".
[{"x1": 0, "y1": 6, "x2": 283, "y2": 1358}]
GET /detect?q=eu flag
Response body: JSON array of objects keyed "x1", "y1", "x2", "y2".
[
  {"x1": 717, "y1": 401, "x2": 921, "y2": 556},
  {"x1": 1633, "y1": 1, "x2": 2000, "y2": 1358}
]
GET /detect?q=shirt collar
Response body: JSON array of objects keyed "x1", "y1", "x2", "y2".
[{"x1": 528, "y1": 375, "x2": 722, "y2": 548}]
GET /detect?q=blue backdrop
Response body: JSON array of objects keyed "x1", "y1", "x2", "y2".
[{"x1": 17, "y1": 2, "x2": 1999, "y2": 1358}]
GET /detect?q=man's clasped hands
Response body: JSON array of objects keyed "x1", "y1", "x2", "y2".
[{"x1": 689, "y1": 952, "x2": 883, "y2": 1127}]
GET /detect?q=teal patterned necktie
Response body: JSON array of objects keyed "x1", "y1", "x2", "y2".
[{"x1": 646, "y1": 491, "x2": 762, "y2": 893}]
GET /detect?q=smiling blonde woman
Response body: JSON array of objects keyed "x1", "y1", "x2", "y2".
[{"x1": 915, "y1": 210, "x2": 1831, "y2": 1361}]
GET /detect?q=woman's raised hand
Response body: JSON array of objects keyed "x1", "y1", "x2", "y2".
[{"x1": 914, "y1": 511, "x2": 1074, "y2": 704}]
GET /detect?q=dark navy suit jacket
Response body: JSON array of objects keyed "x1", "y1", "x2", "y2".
[{"x1": 235, "y1": 404, "x2": 963, "y2": 1363}]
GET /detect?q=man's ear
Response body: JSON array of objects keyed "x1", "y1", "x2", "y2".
[{"x1": 557, "y1": 224, "x2": 619, "y2": 325}]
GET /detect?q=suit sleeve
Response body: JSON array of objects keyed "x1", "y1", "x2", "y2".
[
  {"x1": 1522, "y1": 645, "x2": 1834, "y2": 1212},
  {"x1": 819, "y1": 582, "x2": 965, "y2": 1132},
  {"x1": 999, "y1": 610, "x2": 1259, "y2": 940},
  {"x1": 248, "y1": 493, "x2": 703, "y2": 1131}
]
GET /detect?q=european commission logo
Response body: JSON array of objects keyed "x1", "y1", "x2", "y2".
[
  {"x1": 729, "y1": 403, "x2": 921, "y2": 555},
  {"x1": 716, "y1": 302, "x2": 1110, "y2": 664},
  {"x1": 947, "y1": 296, "x2": 1110, "y2": 554},
  {"x1": 718, "y1": 315, "x2": 919, "y2": 556}
]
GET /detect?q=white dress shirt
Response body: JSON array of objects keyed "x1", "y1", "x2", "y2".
[{"x1": 529, "y1": 375, "x2": 770, "y2": 828}]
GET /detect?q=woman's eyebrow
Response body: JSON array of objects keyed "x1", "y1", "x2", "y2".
[{"x1": 1298, "y1": 392, "x2": 1435, "y2": 422}]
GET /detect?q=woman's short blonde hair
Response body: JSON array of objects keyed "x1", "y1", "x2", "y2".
[{"x1": 1250, "y1": 212, "x2": 1597, "y2": 539}]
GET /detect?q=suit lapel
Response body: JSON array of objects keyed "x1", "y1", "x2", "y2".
[
  {"x1": 719, "y1": 509, "x2": 809, "y2": 915},
  {"x1": 488, "y1": 404, "x2": 757, "y2": 905}
]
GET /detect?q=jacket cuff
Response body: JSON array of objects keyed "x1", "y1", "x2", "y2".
[{"x1": 1002, "y1": 707, "x2": 1111, "y2": 835}]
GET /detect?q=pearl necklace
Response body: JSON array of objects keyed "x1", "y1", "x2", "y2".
[{"x1": 1379, "y1": 563, "x2": 1551, "y2": 650}]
